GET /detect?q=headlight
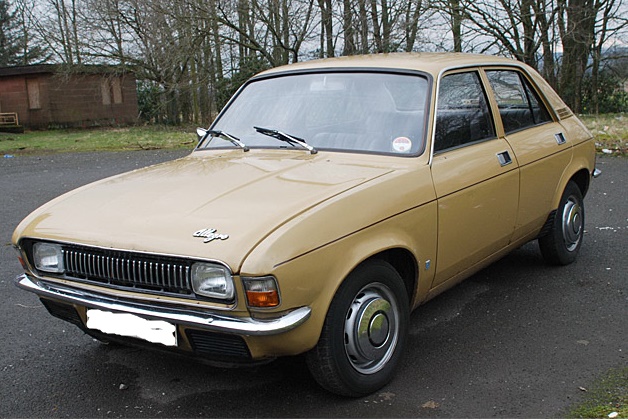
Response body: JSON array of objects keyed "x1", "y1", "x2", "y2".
[
  {"x1": 33, "y1": 242, "x2": 65, "y2": 273},
  {"x1": 191, "y1": 263, "x2": 234, "y2": 300}
]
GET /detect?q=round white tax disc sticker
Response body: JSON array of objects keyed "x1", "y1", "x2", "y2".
[{"x1": 392, "y1": 136, "x2": 412, "y2": 153}]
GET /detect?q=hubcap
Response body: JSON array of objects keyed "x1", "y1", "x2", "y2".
[
  {"x1": 344, "y1": 283, "x2": 399, "y2": 374},
  {"x1": 562, "y1": 196, "x2": 583, "y2": 252}
]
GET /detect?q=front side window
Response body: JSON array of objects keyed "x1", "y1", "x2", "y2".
[
  {"x1": 206, "y1": 71, "x2": 430, "y2": 156},
  {"x1": 486, "y1": 70, "x2": 552, "y2": 134},
  {"x1": 434, "y1": 71, "x2": 495, "y2": 152}
]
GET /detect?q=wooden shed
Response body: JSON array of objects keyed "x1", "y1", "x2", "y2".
[{"x1": 0, "y1": 64, "x2": 139, "y2": 130}]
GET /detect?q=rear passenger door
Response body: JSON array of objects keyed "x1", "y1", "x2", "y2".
[
  {"x1": 430, "y1": 70, "x2": 519, "y2": 288},
  {"x1": 485, "y1": 69, "x2": 572, "y2": 242}
]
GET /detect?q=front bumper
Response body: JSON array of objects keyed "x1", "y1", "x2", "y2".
[{"x1": 15, "y1": 274, "x2": 311, "y2": 336}]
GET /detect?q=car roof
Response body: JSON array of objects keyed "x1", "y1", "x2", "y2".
[
  {"x1": 258, "y1": 52, "x2": 525, "y2": 78},
  {"x1": 255, "y1": 52, "x2": 571, "y2": 118}
]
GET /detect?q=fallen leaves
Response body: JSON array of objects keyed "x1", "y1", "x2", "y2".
[{"x1": 422, "y1": 400, "x2": 440, "y2": 409}]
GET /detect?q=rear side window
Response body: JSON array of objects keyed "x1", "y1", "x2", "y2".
[
  {"x1": 434, "y1": 71, "x2": 496, "y2": 152},
  {"x1": 486, "y1": 70, "x2": 552, "y2": 134}
]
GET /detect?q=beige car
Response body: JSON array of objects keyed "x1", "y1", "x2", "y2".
[{"x1": 13, "y1": 53, "x2": 598, "y2": 397}]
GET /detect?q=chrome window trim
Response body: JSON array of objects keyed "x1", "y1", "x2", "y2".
[
  {"x1": 200, "y1": 67, "x2": 434, "y2": 158},
  {"x1": 429, "y1": 62, "x2": 544, "y2": 166}
]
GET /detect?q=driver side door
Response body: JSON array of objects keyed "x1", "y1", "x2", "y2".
[{"x1": 430, "y1": 70, "x2": 520, "y2": 288}]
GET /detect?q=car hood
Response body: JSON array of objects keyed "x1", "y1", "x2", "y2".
[{"x1": 14, "y1": 149, "x2": 395, "y2": 271}]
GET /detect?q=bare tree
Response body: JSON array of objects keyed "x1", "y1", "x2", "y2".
[
  {"x1": 589, "y1": 0, "x2": 628, "y2": 112},
  {"x1": 432, "y1": 0, "x2": 465, "y2": 52},
  {"x1": 532, "y1": 0, "x2": 559, "y2": 87},
  {"x1": 317, "y1": 0, "x2": 335, "y2": 56},
  {"x1": 81, "y1": 0, "x2": 128, "y2": 65},
  {"x1": 17, "y1": 0, "x2": 626, "y2": 122},
  {"x1": 9, "y1": 0, "x2": 48, "y2": 64},
  {"x1": 557, "y1": 0, "x2": 597, "y2": 111},
  {"x1": 463, "y1": 0, "x2": 545, "y2": 65}
]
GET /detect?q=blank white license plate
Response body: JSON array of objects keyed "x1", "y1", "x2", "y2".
[{"x1": 86, "y1": 309, "x2": 177, "y2": 347}]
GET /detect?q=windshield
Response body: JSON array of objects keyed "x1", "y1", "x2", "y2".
[{"x1": 204, "y1": 71, "x2": 430, "y2": 156}]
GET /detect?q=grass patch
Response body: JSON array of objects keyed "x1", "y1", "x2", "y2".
[
  {"x1": 567, "y1": 366, "x2": 628, "y2": 419},
  {"x1": 580, "y1": 113, "x2": 627, "y2": 156},
  {"x1": 0, "y1": 125, "x2": 197, "y2": 155},
  {"x1": 0, "y1": 113, "x2": 626, "y2": 156}
]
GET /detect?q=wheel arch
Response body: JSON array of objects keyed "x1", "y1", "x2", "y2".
[
  {"x1": 542, "y1": 167, "x2": 591, "y2": 240},
  {"x1": 355, "y1": 248, "x2": 418, "y2": 308},
  {"x1": 305, "y1": 254, "x2": 413, "y2": 396},
  {"x1": 570, "y1": 168, "x2": 591, "y2": 198},
  {"x1": 552, "y1": 162, "x2": 593, "y2": 211}
]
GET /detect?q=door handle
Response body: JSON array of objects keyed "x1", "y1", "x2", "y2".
[
  {"x1": 555, "y1": 133, "x2": 567, "y2": 145},
  {"x1": 497, "y1": 151, "x2": 512, "y2": 166}
]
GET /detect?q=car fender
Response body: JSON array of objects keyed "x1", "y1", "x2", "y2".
[
  {"x1": 242, "y1": 199, "x2": 438, "y2": 355},
  {"x1": 551, "y1": 130, "x2": 596, "y2": 209},
  {"x1": 239, "y1": 166, "x2": 437, "y2": 348}
]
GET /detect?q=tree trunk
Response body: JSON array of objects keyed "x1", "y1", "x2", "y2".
[
  {"x1": 317, "y1": 0, "x2": 334, "y2": 57},
  {"x1": 342, "y1": 0, "x2": 356, "y2": 55},
  {"x1": 558, "y1": 0, "x2": 596, "y2": 112},
  {"x1": 449, "y1": 0, "x2": 462, "y2": 52}
]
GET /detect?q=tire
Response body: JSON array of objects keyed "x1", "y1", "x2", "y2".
[
  {"x1": 306, "y1": 260, "x2": 409, "y2": 397},
  {"x1": 539, "y1": 181, "x2": 585, "y2": 265}
]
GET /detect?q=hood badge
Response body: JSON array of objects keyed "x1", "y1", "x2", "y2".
[{"x1": 193, "y1": 228, "x2": 229, "y2": 243}]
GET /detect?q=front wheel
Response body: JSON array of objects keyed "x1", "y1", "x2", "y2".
[
  {"x1": 306, "y1": 260, "x2": 409, "y2": 397},
  {"x1": 539, "y1": 181, "x2": 585, "y2": 265}
]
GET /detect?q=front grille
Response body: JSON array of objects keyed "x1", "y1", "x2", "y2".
[{"x1": 62, "y1": 245, "x2": 194, "y2": 296}]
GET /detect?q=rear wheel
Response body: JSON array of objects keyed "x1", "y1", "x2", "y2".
[
  {"x1": 306, "y1": 260, "x2": 409, "y2": 397},
  {"x1": 539, "y1": 181, "x2": 585, "y2": 265}
]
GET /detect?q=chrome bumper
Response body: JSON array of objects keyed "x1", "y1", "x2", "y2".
[{"x1": 15, "y1": 274, "x2": 311, "y2": 336}]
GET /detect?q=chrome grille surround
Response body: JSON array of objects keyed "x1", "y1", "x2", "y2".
[
  {"x1": 62, "y1": 245, "x2": 194, "y2": 295},
  {"x1": 19, "y1": 238, "x2": 234, "y2": 299}
]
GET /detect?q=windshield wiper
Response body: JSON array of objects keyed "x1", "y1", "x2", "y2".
[
  {"x1": 254, "y1": 126, "x2": 317, "y2": 154},
  {"x1": 197, "y1": 127, "x2": 249, "y2": 152}
]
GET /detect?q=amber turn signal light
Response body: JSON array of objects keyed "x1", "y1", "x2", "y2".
[
  {"x1": 246, "y1": 289, "x2": 280, "y2": 307},
  {"x1": 13, "y1": 246, "x2": 27, "y2": 270},
  {"x1": 17, "y1": 255, "x2": 27, "y2": 269},
  {"x1": 242, "y1": 276, "x2": 280, "y2": 308}
]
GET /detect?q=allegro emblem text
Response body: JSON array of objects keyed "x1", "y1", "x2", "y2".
[{"x1": 193, "y1": 228, "x2": 229, "y2": 243}]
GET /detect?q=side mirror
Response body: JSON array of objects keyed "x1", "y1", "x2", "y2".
[
  {"x1": 196, "y1": 127, "x2": 208, "y2": 142},
  {"x1": 196, "y1": 127, "x2": 210, "y2": 147}
]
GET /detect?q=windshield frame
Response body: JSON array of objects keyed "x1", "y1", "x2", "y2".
[{"x1": 197, "y1": 68, "x2": 433, "y2": 158}]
